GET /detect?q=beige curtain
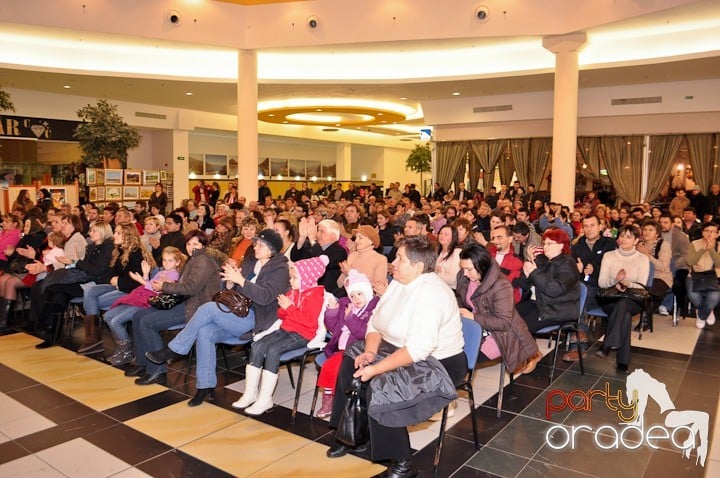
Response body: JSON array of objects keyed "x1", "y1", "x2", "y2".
[
  {"x1": 601, "y1": 136, "x2": 644, "y2": 204},
  {"x1": 510, "y1": 138, "x2": 531, "y2": 187},
  {"x1": 529, "y1": 138, "x2": 552, "y2": 187},
  {"x1": 469, "y1": 140, "x2": 506, "y2": 193},
  {"x1": 645, "y1": 135, "x2": 683, "y2": 202},
  {"x1": 435, "y1": 141, "x2": 469, "y2": 192},
  {"x1": 687, "y1": 134, "x2": 720, "y2": 192},
  {"x1": 577, "y1": 137, "x2": 610, "y2": 186},
  {"x1": 498, "y1": 140, "x2": 515, "y2": 185}
]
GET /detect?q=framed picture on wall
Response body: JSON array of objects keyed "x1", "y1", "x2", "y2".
[
  {"x1": 48, "y1": 187, "x2": 67, "y2": 208},
  {"x1": 123, "y1": 201, "x2": 136, "y2": 209},
  {"x1": 106, "y1": 186, "x2": 122, "y2": 201},
  {"x1": 96, "y1": 187, "x2": 106, "y2": 201},
  {"x1": 89, "y1": 187, "x2": 98, "y2": 202},
  {"x1": 160, "y1": 170, "x2": 169, "y2": 181},
  {"x1": 95, "y1": 202, "x2": 106, "y2": 210},
  {"x1": 139, "y1": 186, "x2": 154, "y2": 200},
  {"x1": 105, "y1": 169, "x2": 123, "y2": 185},
  {"x1": 86, "y1": 168, "x2": 97, "y2": 186},
  {"x1": 143, "y1": 171, "x2": 160, "y2": 185},
  {"x1": 124, "y1": 170, "x2": 142, "y2": 185},
  {"x1": 123, "y1": 186, "x2": 139, "y2": 200},
  {"x1": 96, "y1": 169, "x2": 105, "y2": 186}
]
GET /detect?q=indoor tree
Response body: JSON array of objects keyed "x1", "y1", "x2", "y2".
[
  {"x1": 74, "y1": 99, "x2": 141, "y2": 168},
  {"x1": 0, "y1": 87, "x2": 15, "y2": 112},
  {"x1": 405, "y1": 143, "x2": 431, "y2": 195}
]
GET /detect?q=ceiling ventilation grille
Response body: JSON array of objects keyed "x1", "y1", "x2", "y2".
[
  {"x1": 611, "y1": 96, "x2": 662, "y2": 106},
  {"x1": 473, "y1": 104, "x2": 513, "y2": 113},
  {"x1": 135, "y1": 112, "x2": 167, "y2": 119}
]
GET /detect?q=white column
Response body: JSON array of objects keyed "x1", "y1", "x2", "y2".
[
  {"x1": 237, "y1": 49, "x2": 258, "y2": 200},
  {"x1": 336, "y1": 143, "x2": 352, "y2": 181},
  {"x1": 543, "y1": 32, "x2": 587, "y2": 207},
  {"x1": 171, "y1": 130, "x2": 189, "y2": 208}
]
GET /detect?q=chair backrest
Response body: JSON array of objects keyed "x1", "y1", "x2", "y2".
[
  {"x1": 306, "y1": 290, "x2": 333, "y2": 349},
  {"x1": 461, "y1": 317, "x2": 483, "y2": 371},
  {"x1": 646, "y1": 262, "x2": 655, "y2": 287}
]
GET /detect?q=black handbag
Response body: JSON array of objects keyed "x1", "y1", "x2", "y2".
[
  {"x1": 213, "y1": 289, "x2": 253, "y2": 317},
  {"x1": 148, "y1": 293, "x2": 189, "y2": 310},
  {"x1": 689, "y1": 271, "x2": 720, "y2": 292},
  {"x1": 597, "y1": 283, "x2": 650, "y2": 304},
  {"x1": 336, "y1": 377, "x2": 369, "y2": 447}
]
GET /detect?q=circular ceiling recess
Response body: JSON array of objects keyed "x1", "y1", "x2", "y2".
[{"x1": 258, "y1": 106, "x2": 406, "y2": 126}]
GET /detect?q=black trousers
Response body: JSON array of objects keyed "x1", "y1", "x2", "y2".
[
  {"x1": 601, "y1": 298, "x2": 643, "y2": 365},
  {"x1": 328, "y1": 341, "x2": 466, "y2": 462}
]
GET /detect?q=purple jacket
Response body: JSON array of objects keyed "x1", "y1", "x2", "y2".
[{"x1": 323, "y1": 295, "x2": 379, "y2": 357}]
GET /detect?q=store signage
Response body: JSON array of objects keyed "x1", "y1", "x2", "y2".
[{"x1": 0, "y1": 115, "x2": 81, "y2": 141}]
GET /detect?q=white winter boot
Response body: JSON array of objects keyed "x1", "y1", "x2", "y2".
[
  {"x1": 232, "y1": 365, "x2": 262, "y2": 409},
  {"x1": 244, "y1": 370, "x2": 278, "y2": 416}
]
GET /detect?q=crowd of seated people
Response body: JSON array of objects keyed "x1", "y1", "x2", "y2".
[{"x1": 3, "y1": 178, "x2": 719, "y2": 476}]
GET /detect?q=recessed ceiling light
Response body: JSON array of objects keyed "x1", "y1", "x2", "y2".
[
  {"x1": 452, "y1": 92, "x2": 461, "y2": 96},
  {"x1": 377, "y1": 113, "x2": 383, "y2": 116},
  {"x1": 282, "y1": 121, "x2": 288, "y2": 124},
  {"x1": 268, "y1": 113, "x2": 275, "y2": 117},
  {"x1": 63, "y1": 85, "x2": 71, "y2": 89},
  {"x1": 185, "y1": 92, "x2": 193, "y2": 96},
  {"x1": 399, "y1": 97, "x2": 408, "y2": 100},
  {"x1": 335, "y1": 123, "x2": 341, "y2": 127},
  {"x1": 315, "y1": 108, "x2": 323, "y2": 112}
]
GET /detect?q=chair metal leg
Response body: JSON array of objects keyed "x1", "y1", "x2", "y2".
[
  {"x1": 286, "y1": 362, "x2": 295, "y2": 389},
  {"x1": 574, "y1": 329, "x2": 585, "y2": 375},
  {"x1": 291, "y1": 351, "x2": 311, "y2": 422},
  {"x1": 672, "y1": 295, "x2": 679, "y2": 327},
  {"x1": 497, "y1": 362, "x2": 505, "y2": 418},
  {"x1": 432, "y1": 406, "x2": 450, "y2": 478},
  {"x1": 184, "y1": 345, "x2": 194, "y2": 383},
  {"x1": 466, "y1": 382, "x2": 479, "y2": 449},
  {"x1": 549, "y1": 332, "x2": 561, "y2": 384}
]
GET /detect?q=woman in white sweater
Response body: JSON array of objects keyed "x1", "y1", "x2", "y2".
[
  {"x1": 636, "y1": 220, "x2": 673, "y2": 331},
  {"x1": 597, "y1": 224, "x2": 650, "y2": 372}
]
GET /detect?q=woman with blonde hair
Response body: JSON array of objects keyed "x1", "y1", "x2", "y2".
[{"x1": 78, "y1": 223, "x2": 156, "y2": 354}]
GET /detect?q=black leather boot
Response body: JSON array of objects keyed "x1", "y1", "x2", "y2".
[
  {"x1": 145, "y1": 345, "x2": 183, "y2": 365},
  {"x1": 372, "y1": 458, "x2": 418, "y2": 478},
  {"x1": 35, "y1": 311, "x2": 64, "y2": 349},
  {"x1": 0, "y1": 299, "x2": 15, "y2": 332},
  {"x1": 188, "y1": 388, "x2": 216, "y2": 407}
]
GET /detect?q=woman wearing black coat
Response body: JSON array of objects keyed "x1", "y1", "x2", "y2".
[{"x1": 516, "y1": 228, "x2": 580, "y2": 333}]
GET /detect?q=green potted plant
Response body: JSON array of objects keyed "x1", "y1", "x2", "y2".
[
  {"x1": 405, "y1": 143, "x2": 431, "y2": 194},
  {"x1": 74, "y1": 99, "x2": 141, "y2": 168},
  {"x1": 0, "y1": 87, "x2": 15, "y2": 112}
]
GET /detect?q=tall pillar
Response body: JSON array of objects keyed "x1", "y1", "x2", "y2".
[
  {"x1": 171, "y1": 130, "x2": 189, "y2": 209},
  {"x1": 336, "y1": 143, "x2": 352, "y2": 182},
  {"x1": 543, "y1": 32, "x2": 587, "y2": 207},
  {"x1": 237, "y1": 50, "x2": 258, "y2": 200}
]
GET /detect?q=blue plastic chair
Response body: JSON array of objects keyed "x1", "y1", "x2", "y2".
[
  {"x1": 433, "y1": 317, "x2": 482, "y2": 477},
  {"x1": 534, "y1": 283, "x2": 588, "y2": 383}
]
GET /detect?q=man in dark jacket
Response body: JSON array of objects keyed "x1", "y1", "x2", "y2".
[
  {"x1": 296, "y1": 218, "x2": 347, "y2": 296},
  {"x1": 150, "y1": 213, "x2": 186, "y2": 265},
  {"x1": 571, "y1": 215, "x2": 617, "y2": 310}
]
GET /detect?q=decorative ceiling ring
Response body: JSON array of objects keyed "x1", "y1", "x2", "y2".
[{"x1": 258, "y1": 106, "x2": 406, "y2": 126}]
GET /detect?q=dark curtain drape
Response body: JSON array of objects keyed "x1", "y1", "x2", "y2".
[
  {"x1": 601, "y1": 135, "x2": 644, "y2": 204},
  {"x1": 687, "y1": 133, "x2": 720, "y2": 193},
  {"x1": 645, "y1": 135, "x2": 683, "y2": 202},
  {"x1": 577, "y1": 137, "x2": 610, "y2": 186},
  {"x1": 435, "y1": 141, "x2": 469, "y2": 193},
  {"x1": 469, "y1": 140, "x2": 506, "y2": 193},
  {"x1": 528, "y1": 138, "x2": 552, "y2": 188},
  {"x1": 510, "y1": 138, "x2": 530, "y2": 188}
]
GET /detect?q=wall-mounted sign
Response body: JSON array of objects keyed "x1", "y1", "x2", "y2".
[{"x1": 0, "y1": 115, "x2": 81, "y2": 141}]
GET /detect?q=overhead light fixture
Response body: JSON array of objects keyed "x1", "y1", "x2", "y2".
[
  {"x1": 399, "y1": 97, "x2": 408, "y2": 100},
  {"x1": 452, "y1": 92, "x2": 461, "y2": 96},
  {"x1": 63, "y1": 85, "x2": 71, "y2": 89},
  {"x1": 185, "y1": 92, "x2": 193, "y2": 96}
]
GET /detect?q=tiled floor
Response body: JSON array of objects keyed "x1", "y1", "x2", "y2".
[{"x1": 0, "y1": 311, "x2": 716, "y2": 477}]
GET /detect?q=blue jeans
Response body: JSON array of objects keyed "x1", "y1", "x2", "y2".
[
  {"x1": 132, "y1": 304, "x2": 186, "y2": 374},
  {"x1": 104, "y1": 304, "x2": 142, "y2": 341},
  {"x1": 169, "y1": 302, "x2": 255, "y2": 388},
  {"x1": 83, "y1": 284, "x2": 127, "y2": 315},
  {"x1": 249, "y1": 329, "x2": 309, "y2": 374},
  {"x1": 686, "y1": 276, "x2": 720, "y2": 321}
]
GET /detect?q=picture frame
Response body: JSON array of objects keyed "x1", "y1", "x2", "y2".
[
  {"x1": 139, "y1": 185, "x2": 155, "y2": 200},
  {"x1": 123, "y1": 186, "x2": 140, "y2": 200},
  {"x1": 124, "y1": 170, "x2": 142, "y2": 185},
  {"x1": 48, "y1": 187, "x2": 68, "y2": 208},
  {"x1": 104, "y1": 169, "x2": 123, "y2": 185},
  {"x1": 143, "y1": 170, "x2": 160, "y2": 185},
  {"x1": 86, "y1": 168, "x2": 97, "y2": 186},
  {"x1": 105, "y1": 186, "x2": 122, "y2": 201},
  {"x1": 89, "y1": 186, "x2": 98, "y2": 202},
  {"x1": 96, "y1": 169, "x2": 105, "y2": 186},
  {"x1": 160, "y1": 170, "x2": 169, "y2": 181},
  {"x1": 96, "y1": 186, "x2": 105, "y2": 201},
  {"x1": 123, "y1": 201, "x2": 136, "y2": 209}
]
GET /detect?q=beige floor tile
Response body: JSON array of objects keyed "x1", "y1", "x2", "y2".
[
  {"x1": 0, "y1": 344, "x2": 107, "y2": 383},
  {"x1": 44, "y1": 367, "x2": 165, "y2": 411},
  {"x1": 0, "y1": 412, "x2": 56, "y2": 440},
  {"x1": 250, "y1": 440, "x2": 384, "y2": 478},
  {"x1": 179, "y1": 418, "x2": 310, "y2": 476},
  {"x1": 110, "y1": 467, "x2": 154, "y2": 478},
  {"x1": 35, "y1": 438, "x2": 134, "y2": 477},
  {"x1": 630, "y1": 313, "x2": 700, "y2": 355},
  {"x1": 0, "y1": 454, "x2": 65, "y2": 478},
  {"x1": 125, "y1": 400, "x2": 246, "y2": 448}
]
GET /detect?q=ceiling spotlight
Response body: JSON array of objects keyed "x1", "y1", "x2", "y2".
[
  {"x1": 452, "y1": 92, "x2": 461, "y2": 96},
  {"x1": 63, "y1": 85, "x2": 71, "y2": 89},
  {"x1": 399, "y1": 97, "x2": 408, "y2": 100},
  {"x1": 167, "y1": 10, "x2": 182, "y2": 26},
  {"x1": 185, "y1": 92, "x2": 193, "y2": 96}
]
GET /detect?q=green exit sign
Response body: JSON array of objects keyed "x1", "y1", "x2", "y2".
[{"x1": 177, "y1": 156, "x2": 185, "y2": 161}]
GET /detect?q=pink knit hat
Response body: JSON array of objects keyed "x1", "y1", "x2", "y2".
[
  {"x1": 344, "y1": 269, "x2": 373, "y2": 300},
  {"x1": 293, "y1": 255, "x2": 329, "y2": 290}
]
